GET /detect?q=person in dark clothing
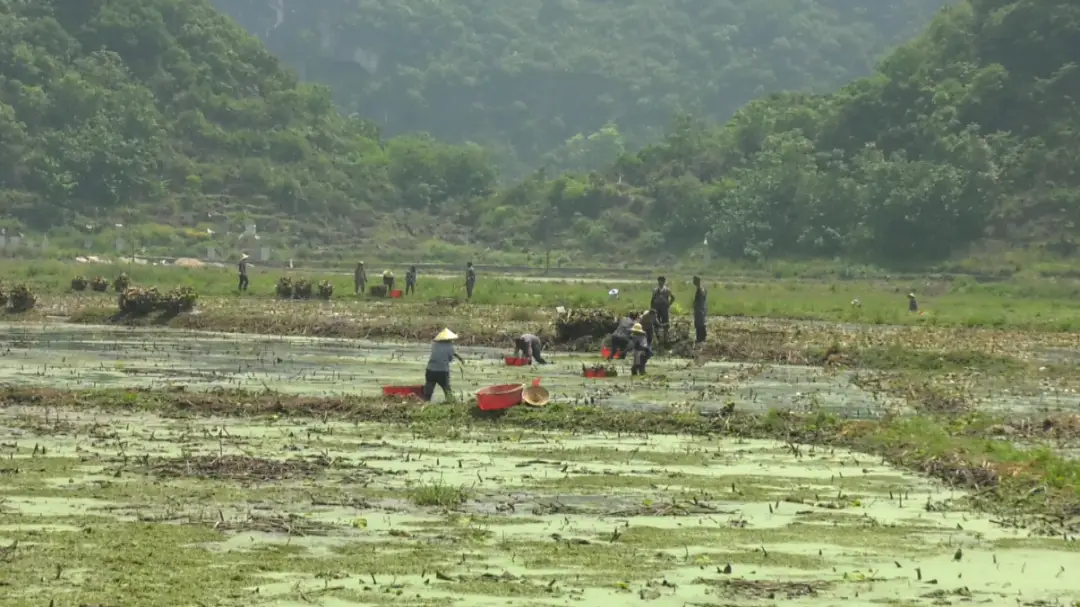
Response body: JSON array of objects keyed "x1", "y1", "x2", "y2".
[
  {"x1": 908, "y1": 292, "x2": 918, "y2": 313},
  {"x1": 354, "y1": 262, "x2": 366, "y2": 295},
  {"x1": 650, "y1": 276, "x2": 674, "y2": 342},
  {"x1": 513, "y1": 333, "x2": 548, "y2": 364},
  {"x1": 405, "y1": 266, "x2": 417, "y2": 295},
  {"x1": 692, "y1": 276, "x2": 707, "y2": 343},
  {"x1": 238, "y1": 253, "x2": 249, "y2": 291},
  {"x1": 465, "y1": 262, "x2": 476, "y2": 300},
  {"x1": 607, "y1": 313, "x2": 638, "y2": 360},
  {"x1": 628, "y1": 322, "x2": 651, "y2": 375}
]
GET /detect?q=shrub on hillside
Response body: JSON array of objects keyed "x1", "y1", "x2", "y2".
[
  {"x1": 113, "y1": 273, "x2": 130, "y2": 292},
  {"x1": 71, "y1": 276, "x2": 88, "y2": 291},
  {"x1": 90, "y1": 276, "x2": 109, "y2": 292}
]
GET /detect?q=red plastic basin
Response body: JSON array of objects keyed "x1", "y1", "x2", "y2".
[
  {"x1": 476, "y1": 383, "x2": 524, "y2": 410},
  {"x1": 599, "y1": 346, "x2": 623, "y2": 359},
  {"x1": 383, "y1": 385, "x2": 424, "y2": 397},
  {"x1": 390, "y1": 289, "x2": 403, "y2": 298},
  {"x1": 504, "y1": 356, "x2": 529, "y2": 366},
  {"x1": 583, "y1": 368, "x2": 609, "y2": 378}
]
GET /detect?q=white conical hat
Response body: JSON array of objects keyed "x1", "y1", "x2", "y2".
[{"x1": 434, "y1": 328, "x2": 458, "y2": 341}]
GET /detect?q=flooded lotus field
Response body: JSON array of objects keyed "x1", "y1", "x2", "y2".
[
  {"x1": 1, "y1": 405, "x2": 1077, "y2": 607},
  {"x1": 0, "y1": 322, "x2": 896, "y2": 417}
]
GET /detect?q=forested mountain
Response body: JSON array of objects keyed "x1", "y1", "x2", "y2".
[
  {"x1": 213, "y1": 0, "x2": 951, "y2": 177},
  {"x1": 3, "y1": 0, "x2": 1075, "y2": 268},
  {"x1": 482, "y1": 0, "x2": 1079, "y2": 265},
  {"x1": 0, "y1": 0, "x2": 495, "y2": 248}
]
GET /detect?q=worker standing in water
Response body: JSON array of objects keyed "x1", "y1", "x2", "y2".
[
  {"x1": 238, "y1": 253, "x2": 250, "y2": 292},
  {"x1": 465, "y1": 262, "x2": 476, "y2": 300},
  {"x1": 354, "y1": 262, "x2": 366, "y2": 295},
  {"x1": 382, "y1": 269, "x2": 395, "y2": 295},
  {"x1": 513, "y1": 333, "x2": 549, "y2": 364},
  {"x1": 908, "y1": 292, "x2": 918, "y2": 313},
  {"x1": 628, "y1": 322, "x2": 651, "y2": 376},
  {"x1": 405, "y1": 266, "x2": 417, "y2": 295},
  {"x1": 692, "y1": 276, "x2": 707, "y2": 343},
  {"x1": 424, "y1": 328, "x2": 465, "y2": 402},
  {"x1": 650, "y1": 276, "x2": 674, "y2": 342}
]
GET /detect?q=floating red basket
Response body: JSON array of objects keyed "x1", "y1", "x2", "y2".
[
  {"x1": 504, "y1": 356, "x2": 529, "y2": 366},
  {"x1": 382, "y1": 385, "x2": 424, "y2": 397},
  {"x1": 476, "y1": 383, "x2": 524, "y2": 411}
]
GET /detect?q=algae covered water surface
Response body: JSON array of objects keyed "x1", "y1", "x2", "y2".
[
  {"x1": 0, "y1": 322, "x2": 891, "y2": 416},
  {"x1": 1, "y1": 405, "x2": 1077, "y2": 607}
]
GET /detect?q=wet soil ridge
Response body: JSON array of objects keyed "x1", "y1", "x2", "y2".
[{"x1": 147, "y1": 454, "x2": 329, "y2": 481}]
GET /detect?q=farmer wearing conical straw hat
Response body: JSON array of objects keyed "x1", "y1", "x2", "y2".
[
  {"x1": 628, "y1": 322, "x2": 652, "y2": 376},
  {"x1": 908, "y1": 292, "x2": 918, "y2": 313},
  {"x1": 238, "y1": 253, "x2": 250, "y2": 292},
  {"x1": 424, "y1": 328, "x2": 465, "y2": 402},
  {"x1": 382, "y1": 269, "x2": 395, "y2": 295}
]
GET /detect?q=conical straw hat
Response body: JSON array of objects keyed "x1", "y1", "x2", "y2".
[
  {"x1": 631, "y1": 323, "x2": 645, "y2": 334},
  {"x1": 434, "y1": 328, "x2": 458, "y2": 341}
]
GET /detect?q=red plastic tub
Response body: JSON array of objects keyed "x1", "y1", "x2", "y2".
[
  {"x1": 383, "y1": 385, "x2": 424, "y2": 398},
  {"x1": 390, "y1": 289, "x2": 403, "y2": 298},
  {"x1": 584, "y1": 368, "x2": 610, "y2": 378},
  {"x1": 599, "y1": 346, "x2": 623, "y2": 359},
  {"x1": 504, "y1": 356, "x2": 529, "y2": 366},
  {"x1": 476, "y1": 383, "x2": 525, "y2": 411}
]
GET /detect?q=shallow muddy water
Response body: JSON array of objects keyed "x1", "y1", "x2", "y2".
[
  {"x1": 1, "y1": 406, "x2": 1077, "y2": 607},
  {"x1": 0, "y1": 322, "x2": 892, "y2": 416}
]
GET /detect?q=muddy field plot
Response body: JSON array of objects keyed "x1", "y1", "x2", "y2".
[
  {"x1": 0, "y1": 322, "x2": 900, "y2": 416},
  {"x1": 1, "y1": 406, "x2": 1078, "y2": 607}
]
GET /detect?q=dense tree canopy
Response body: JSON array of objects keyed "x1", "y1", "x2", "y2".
[
  {"x1": 3, "y1": 0, "x2": 1076, "y2": 268},
  {"x1": 0, "y1": 0, "x2": 496, "y2": 237},
  {"x1": 481, "y1": 0, "x2": 1080, "y2": 265},
  {"x1": 215, "y1": 0, "x2": 950, "y2": 177}
]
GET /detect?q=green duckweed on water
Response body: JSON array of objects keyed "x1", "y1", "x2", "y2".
[{"x1": 2, "y1": 405, "x2": 1080, "y2": 607}]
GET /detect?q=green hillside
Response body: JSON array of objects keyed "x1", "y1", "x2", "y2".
[
  {"x1": 214, "y1": 0, "x2": 951, "y2": 177},
  {"x1": 0, "y1": 0, "x2": 496, "y2": 255},
  {"x1": 487, "y1": 0, "x2": 1079, "y2": 266}
]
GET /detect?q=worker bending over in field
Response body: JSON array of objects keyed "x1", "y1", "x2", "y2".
[
  {"x1": 628, "y1": 322, "x2": 651, "y2": 376},
  {"x1": 607, "y1": 312, "x2": 638, "y2": 360},
  {"x1": 639, "y1": 309, "x2": 658, "y2": 351},
  {"x1": 354, "y1": 262, "x2": 366, "y2": 295},
  {"x1": 424, "y1": 328, "x2": 465, "y2": 402},
  {"x1": 405, "y1": 266, "x2": 417, "y2": 295},
  {"x1": 650, "y1": 276, "x2": 674, "y2": 342},
  {"x1": 513, "y1": 333, "x2": 549, "y2": 364},
  {"x1": 382, "y1": 270, "x2": 395, "y2": 295}
]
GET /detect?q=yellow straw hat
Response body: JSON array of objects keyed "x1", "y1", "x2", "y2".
[
  {"x1": 522, "y1": 385, "x2": 550, "y2": 407},
  {"x1": 631, "y1": 323, "x2": 645, "y2": 334},
  {"x1": 434, "y1": 328, "x2": 458, "y2": 341},
  {"x1": 240, "y1": 253, "x2": 249, "y2": 260}
]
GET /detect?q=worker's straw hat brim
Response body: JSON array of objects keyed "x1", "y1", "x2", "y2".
[
  {"x1": 908, "y1": 293, "x2": 915, "y2": 298},
  {"x1": 522, "y1": 386, "x2": 550, "y2": 407},
  {"x1": 241, "y1": 255, "x2": 249, "y2": 260},
  {"x1": 631, "y1": 323, "x2": 645, "y2": 334},
  {"x1": 434, "y1": 328, "x2": 458, "y2": 341}
]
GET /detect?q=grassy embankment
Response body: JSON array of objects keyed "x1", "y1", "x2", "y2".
[{"x1": 7, "y1": 259, "x2": 1080, "y2": 330}]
